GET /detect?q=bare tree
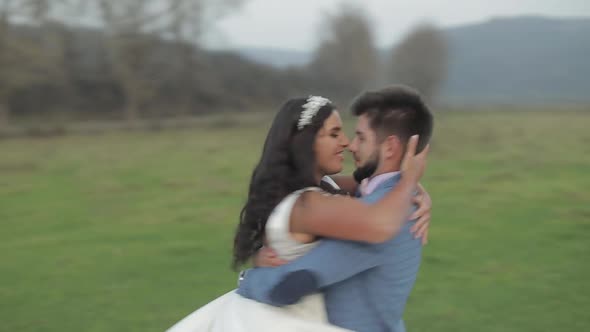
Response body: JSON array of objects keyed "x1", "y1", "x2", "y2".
[
  {"x1": 165, "y1": 0, "x2": 204, "y2": 117},
  {"x1": 88, "y1": 0, "x2": 247, "y2": 123},
  {"x1": 27, "y1": 0, "x2": 72, "y2": 102},
  {"x1": 308, "y1": 4, "x2": 378, "y2": 100},
  {"x1": 162, "y1": 0, "x2": 247, "y2": 116},
  {"x1": 0, "y1": 0, "x2": 67, "y2": 129},
  {"x1": 389, "y1": 24, "x2": 448, "y2": 103},
  {"x1": 0, "y1": 0, "x2": 250, "y2": 127},
  {"x1": 0, "y1": 1, "x2": 13, "y2": 129},
  {"x1": 93, "y1": 1, "x2": 158, "y2": 123}
]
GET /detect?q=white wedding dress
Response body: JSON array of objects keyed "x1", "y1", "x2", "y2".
[{"x1": 166, "y1": 186, "x2": 351, "y2": 332}]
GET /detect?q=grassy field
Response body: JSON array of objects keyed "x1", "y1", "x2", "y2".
[{"x1": 1, "y1": 110, "x2": 589, "y2": 331}]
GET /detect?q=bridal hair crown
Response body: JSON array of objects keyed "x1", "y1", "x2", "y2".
[{"x1": 297, "y1": 95, "x2": 331, "y2": 130}]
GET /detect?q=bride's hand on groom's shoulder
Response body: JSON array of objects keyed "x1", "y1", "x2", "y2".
[{"x1": 253, "y1": 246, "x2": 288, "y2": 267}]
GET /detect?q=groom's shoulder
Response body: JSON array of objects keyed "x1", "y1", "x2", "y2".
[{"x1": 362, "y1": 179, "x2": 400, "y2": 202}]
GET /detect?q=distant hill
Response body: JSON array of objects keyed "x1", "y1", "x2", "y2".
[
  {"x1": 234, "y1": 47, "x2": 312, "y2": 68},
  {"x1": 234, "y1": 16, "x2": 590, "y2": 104},
  {"x1": 442, "y1": 16, "x2": 590, "y2": 104}
]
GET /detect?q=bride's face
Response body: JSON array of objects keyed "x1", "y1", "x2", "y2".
[{"x1": 314, "y1": 110, "x2": 349, "y2": 176}]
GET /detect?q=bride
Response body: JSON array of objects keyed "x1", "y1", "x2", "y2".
[{"x1": 167, "y1": 96, "x2": 431, "y2": 331}]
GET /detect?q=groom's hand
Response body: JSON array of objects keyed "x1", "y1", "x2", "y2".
[
  {"x1": 401, "y1": 135, "x2": 430, "y2": 184},
  {"x1": 410, "y1": 183, "x2": 432, "y2": 246},
  {"x1": 253, "y1": 247, "x2": 288, "y2": 267}
]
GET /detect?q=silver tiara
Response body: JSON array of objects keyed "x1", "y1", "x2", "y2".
[{"x1": 297, "y1": 95, "x2": 331, "y2": 130}]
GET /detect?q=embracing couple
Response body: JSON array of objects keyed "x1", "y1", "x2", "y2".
[{"x1": 167, "y1": 85, "x2": 434, "y2": 332}]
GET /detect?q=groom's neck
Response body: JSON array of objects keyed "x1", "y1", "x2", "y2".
[{"x1": 372, "y1": 161, "x2": 400, "y2": 179}]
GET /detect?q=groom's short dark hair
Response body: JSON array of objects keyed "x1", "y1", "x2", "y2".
[{"x1": 350, "y1": 85, "x2": 433, "y2": 153}]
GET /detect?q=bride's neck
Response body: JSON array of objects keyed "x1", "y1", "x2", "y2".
[{"x1": 314, "y1": 172, "x2": 324, "y2": 186}]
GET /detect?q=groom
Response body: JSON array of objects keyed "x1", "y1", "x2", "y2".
[{"x1": 237, "y1": 85, "x2": 434, "y2": 332}]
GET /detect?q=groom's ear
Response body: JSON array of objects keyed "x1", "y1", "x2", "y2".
[{"x1": 382, "y1": 135, "x2": 402, "y2": 160}]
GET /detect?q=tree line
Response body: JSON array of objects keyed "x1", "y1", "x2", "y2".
[{"x1": 0, "y1": 1, "x2": 447, "y2": 129}]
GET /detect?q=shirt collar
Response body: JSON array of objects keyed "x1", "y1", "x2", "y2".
[{"x1": 359, "y1": 171, "x2": 400, "y2": 196}]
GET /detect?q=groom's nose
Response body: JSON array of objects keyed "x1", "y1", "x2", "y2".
[{"x1": 349, "y1": 137, "x2": 358, "y2": 153}]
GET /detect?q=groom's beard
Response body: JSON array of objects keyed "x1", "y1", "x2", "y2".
[{"x1": 353, "y1": 151, "x2": 380, "y2": 183}]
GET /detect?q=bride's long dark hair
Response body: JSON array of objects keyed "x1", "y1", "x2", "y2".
[{"x1": 232, "y1": 97, "x2": 337, "y2": 269}]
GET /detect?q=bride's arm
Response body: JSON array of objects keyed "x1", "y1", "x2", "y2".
[
  {"x1": 252, "y1": 246, "x2": 288, "y2": 267},
  {"x1": 253, "y1": 183, "x2": 433, "y2": 268},
  {"x1": 291, "y1": 136, "x2": 429, "y2": 244},
  {"x1": 290, "y1": 181, "x2": 413, "y2": 243},
  {"x1": 327, "y1": 175, "x2": 432, "y2": 243}
]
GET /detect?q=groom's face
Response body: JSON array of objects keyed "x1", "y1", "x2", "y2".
[{"x1": 349, "y1": 114, "x2": 380, "y2": 181}]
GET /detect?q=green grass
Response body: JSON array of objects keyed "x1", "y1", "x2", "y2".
[{"x1": 1, "y1": 110, "x2": 589, "y2": 331}]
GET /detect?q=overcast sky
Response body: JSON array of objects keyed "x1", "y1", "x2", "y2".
[{"x1": 204, "y1": 0, "x2": 590, "y2": 51}]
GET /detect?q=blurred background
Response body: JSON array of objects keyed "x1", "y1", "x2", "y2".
[{"x1": 0, "y1": 0, "x2": 588, "y2": 331}]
